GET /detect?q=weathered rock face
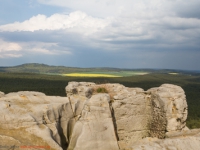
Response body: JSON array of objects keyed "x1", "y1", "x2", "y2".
[
  {"x1": 0, "y1": 91, "x2": 74, "y2": 150},
  {"x1": 68, "y1": 94, "x2": 119, "y2": 150},
  {"x1": 147, "y1": 84, "x2": 188, "y2": 132},
  {"x1": 99, "y1": 84, "x2": 167, "y2": 149},
  {"x1": 65, "y1": 82, "x2": 120, "y2": 150},
  {"x1": 129, "y1": 129, "x2": 200, "y2": 150},
  {"x1": 0, "y1": 82, "x2": 194, "y2": 150},
  {"x1": 0, "y1": 91, "x2": 4, "y2": 97}
]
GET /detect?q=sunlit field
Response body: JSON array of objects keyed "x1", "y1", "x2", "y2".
[
  {"x1": 62, "y1": 71, "x2": 149, "y2": 77},
  {"x1": 62, "y1": 73, "x2": 121, "y2": 77},
  {"x1": 168, "y1": 73, "x2": 179, "y2": 75}
]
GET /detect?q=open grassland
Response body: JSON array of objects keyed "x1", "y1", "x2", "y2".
[{"x1": 0, "y1": 72, "x2": 200, "y2": 129}]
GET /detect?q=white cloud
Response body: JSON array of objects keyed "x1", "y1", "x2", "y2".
[
  {"x1": 0, "y1": 38, "x2": 72, "y2": 58},
  {"x1": 37, "y1": 0, "x2": 172, "y2": 17},
  {"x1": 22, "y1": 42, "x2": 72, "y2": 55},
  {"x1": 31, "y1": 48, "x2": 58, "y2": 55},
  {"x1": 1, "y1": 9, "x2": 199, "y2": 52},
  {"x1": 0, "y1": 39, "x2": 22, "y2": 58},
  {"x1": 0, "y1": 0, "x2": 200, "y2": 59},
  {"x1": 0, "y1": 53, "x2": 22, "y2": 58},
  {"x1": 0, "y1": 11, "x2": 109, "y2": 34},
  {"x1": 0, "y1": 39, "x2": 22, "y2": 52},
  {"x1": 38, "y1": 0, "x2": 200, "y2": 18},
  {"x1": 38, "y1": 0, "x2": 121, "y2": 17}
]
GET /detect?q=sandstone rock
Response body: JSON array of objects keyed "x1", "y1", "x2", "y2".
[
  {"x1": 93, "y1": 83, "x2": 166, "y2": 149},
  {"x1": 106, "y1": 84, "x2": 152, "y2": 149},
  {"x1": 0, "y1": 82, "x2": 194, "y2": 150},
  {"x1": 147, "y1": 84, "x2": 188, "y2": 132},
  {"x1": 68, "y1": 94, "x2": 119, "y2": 150},
  {"x1": 0, "y1": 91, "x2": 4, "y2": 97},
  {"x1": 0, "y1": 91, "x2": 74, "y2": 150},
  {"x1": 65, "y1": 82, "x2": 188, "y2": 150},
  {"x1": 129, "y1": 129, "x2": 200, "y2": 150},
  {"x1": 65, "y1": 82, "x2": 94, "y2": 98}
]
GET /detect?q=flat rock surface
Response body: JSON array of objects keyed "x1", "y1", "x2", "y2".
[{"x1": 130, "y1": 129, "x2": 200, "y2": 150}]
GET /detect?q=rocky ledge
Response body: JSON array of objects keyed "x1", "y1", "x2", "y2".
[{"x1": 0, "y1": 82, "x2": 199, "y2": 150}]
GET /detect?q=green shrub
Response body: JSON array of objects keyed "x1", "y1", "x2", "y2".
[{"x1": 96, "y1": 87, "x2": 108, "y2": 93}]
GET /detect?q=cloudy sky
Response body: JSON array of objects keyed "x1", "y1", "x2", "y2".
[{"x1": 0, "y1": 0, "x2": 200, "y2": 70}]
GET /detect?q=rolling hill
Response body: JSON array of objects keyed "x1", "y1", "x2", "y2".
[{"x1": 0, "y1": 63, "x2": 199, "y2": 76}]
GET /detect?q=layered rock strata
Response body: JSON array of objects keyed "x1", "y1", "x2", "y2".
[{"x1": 0, "y1": 82, "x2": 194, "y2": 150}]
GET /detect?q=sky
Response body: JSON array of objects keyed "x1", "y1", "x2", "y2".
[{"x1": 0, "y1": 0, "x2": 200, "y2": 70}]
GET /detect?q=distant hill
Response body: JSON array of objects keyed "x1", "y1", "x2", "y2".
[
  {"x1": 0, "y1": 63, "x2": 130, "y2": 74},
  {"x1": 0, "y1": 63, "x2": 199, "y2": 76},
  {"x1": 1, "y1": 63, "x2": 85, "y2": 74}
]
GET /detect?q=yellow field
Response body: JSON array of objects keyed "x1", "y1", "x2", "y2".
[
  {"x1": 133, "y1": 72, "x2": 149, "y2": 75},
  {"x1": 168, "y1": 73, "x2": 179, "y2": 75},
  {"x1": 62, "y1": 73, "x2": 121, "y2": 77}
]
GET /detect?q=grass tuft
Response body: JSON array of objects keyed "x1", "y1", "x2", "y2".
[{"x1": 96, "y1": 87, "x2": 108, "y2": 93}]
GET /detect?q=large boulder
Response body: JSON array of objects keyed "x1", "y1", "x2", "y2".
[
  {"x1": 65, "y1": 82, "x2": 119, "y2": 150},
  {"x1": 68, "y1": 94, "x2": 119, "y2": 150},
  {"x1": 147, "y1": 84, "x2": 188, "y2": 132},
  {"x1": 0, "y1": 82, "x2": 192, "y2": 150},
  {"x1": 0, "y1": 91, "x2": 74, "y2": 150},
  {"x1": 65, "y1": 82, "x2": 188, "y2": 149}
]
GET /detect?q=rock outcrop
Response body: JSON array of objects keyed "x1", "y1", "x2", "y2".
[
  {"x1": 147, "y1": 84, "x2": 188, "y2": 132},
  {"x1": 0, "y1": 91, "x2": 73, "y2": 150},
  {"x1": 0, "y1": 91, "x2": 4, "y2": 97},
  {"x1": 0, "y1": 82, "x2": 198, "y2": 150},
  {"x1": 129, "y1": 129, "x2": 200, "y2": 150}
]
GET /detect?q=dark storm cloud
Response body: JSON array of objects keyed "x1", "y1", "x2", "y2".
[{"x1": 173, "y1": 1, "x2": 200, "y2": 19}]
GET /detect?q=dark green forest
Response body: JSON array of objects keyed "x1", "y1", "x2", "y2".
[{"x1": 0, "y1": 72, "x2": 200, "y2": 129}]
